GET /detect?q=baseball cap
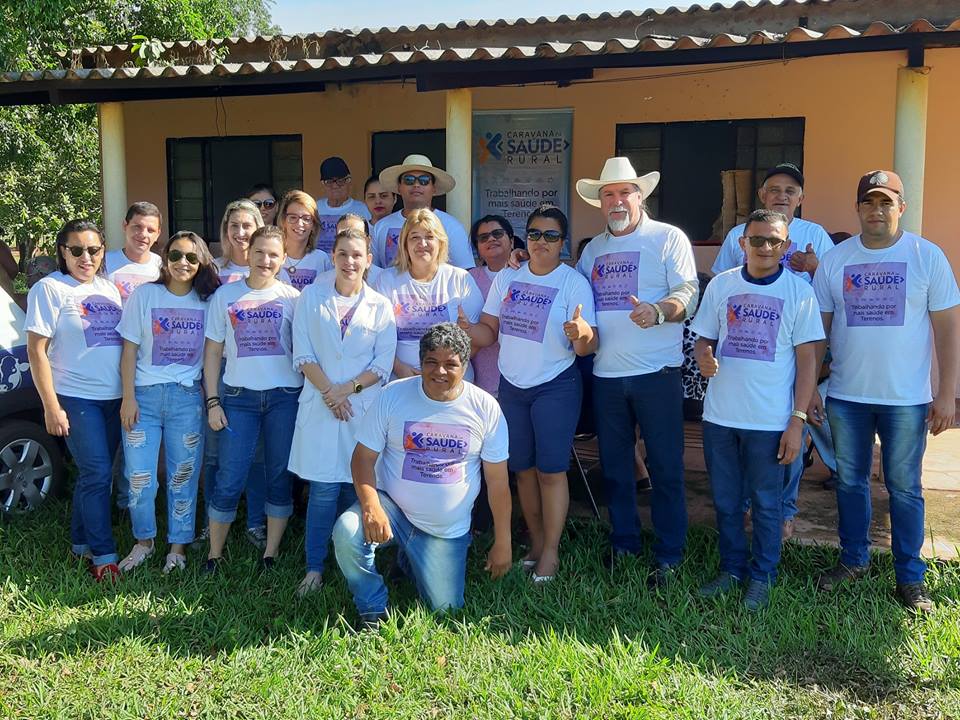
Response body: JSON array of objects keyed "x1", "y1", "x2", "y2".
[
  {"x1": 320, "y1": 156, "x2": 351, "y2": 181},
  {"x1": 856, "y1": 170, "x2": 904, "y2": 203},
  {"x1": 763, "y1": 163, "x2": 804, "y2": 187}
]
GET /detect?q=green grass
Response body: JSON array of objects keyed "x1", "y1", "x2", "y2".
[{"x1": 1, "y1": 499, "x2": 959, "y2": 719}]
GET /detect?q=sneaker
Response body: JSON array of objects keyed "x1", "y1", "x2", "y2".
[
  {"x1": 162, "y1": 552, "x2": 187, "y2": 574},
  {"x1": 743, "y1": 579, "x2": 771, "y2": 611},
  {"x1": 246, "y1": 526, "x2": 268, "y2": 550},
  {"x1": 196, "y1": 526, "x2": 210, "y2": 543},
  {"x1": 895, "y1": 582, "x2": 935, "y2": 614},
  {"x1": 259, "y1": 556, "x2": 275, "y2": 572},
  {"x1": 817, "y1": 562, "x2": 869, "y2": 591},
  {"x1": 782, "y1": 518, "x2": 796, "y2": 542},
  {"x1": 699, "y1": 572, "x2": 742, "y2": 598},
  {"x1": 296, "y1": 572, "x2": 323, "y2": 597},
  {"x1": 202, "y1": 557, "x2": 223, "y2": 575},
  {"x1": 118, "y1": 542, "x2": 154, "y2": 572},
  {"x1": 358, "y1": 611, "x2": 389, "y2": 631},
  {"x1": 647, "y1": 562, "x2": 678, "y2": 590}
]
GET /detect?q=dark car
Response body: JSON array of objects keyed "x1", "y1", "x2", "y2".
[{"x1": 1, "y1": 287, "x2": 66, "y2": 514}]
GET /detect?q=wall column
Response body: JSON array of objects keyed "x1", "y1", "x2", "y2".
[
  {"x1": 445, "y1": 89, "x2": 472, "y2": 228},
  {"x1": 893, "y1": 64, "x2": 929, "y2": 234},
  {"x1": 98, "y1": 103, "x2": 127, "y2": 249}
]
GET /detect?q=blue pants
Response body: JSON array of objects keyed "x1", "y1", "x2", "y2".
[
  {"x1": 207, "y1": 386, "x2": 298, "y2": 524},
  {"x1": 305, "y1": 481, "x2": 358, "y2": 573},
  {"x1": 333, "y1": 491, "x2": 472, "y2": 616},
  {"x1": 703, "y1": 422, "x2": 784, "y2": 583},
  {"x1": 827, "y1": 398, "x2": 928, "y2": 584},
  {"x1": 123, "y1": 382, "x2": 203, "y2": 545},
  {"x1": 592, "y1": 367, "x2": 687, "y2": 564},
  {"x1": 60, "y1": 395, "x2": 122, "y2": 566}
]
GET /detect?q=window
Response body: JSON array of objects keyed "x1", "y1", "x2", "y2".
[
  {"x1": 167, "y1": 135, "x2": 303, "y2": 242},
  {"x1": 616, "y1": 118, "x2": 804, "y2": 244}
]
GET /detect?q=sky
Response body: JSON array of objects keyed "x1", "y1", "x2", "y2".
[{"x1": 270, "y1": 0, "x2": 679, "y2": 33}]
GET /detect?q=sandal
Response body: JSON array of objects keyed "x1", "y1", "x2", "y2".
[
  {"x1": 90, "y1": 563, "x2": 121, "y2": 583},
  {"x1": 162, "y1": 552, "x2": 187, "y2": 574},
  {"x1": 118, "y1": 542, "x2": 154, "y2": 572}
]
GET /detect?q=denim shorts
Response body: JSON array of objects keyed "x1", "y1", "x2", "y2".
[{"x1": 498, "y1": 362, "x2": 582, "y2": 473}]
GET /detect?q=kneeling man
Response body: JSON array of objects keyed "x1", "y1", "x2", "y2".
[
  {"x1": 691, "y1": 209, "x2": 824, "y2": 610},
  {"x1": 334, "y1": 323, "x2": 512, "y2": 626}
]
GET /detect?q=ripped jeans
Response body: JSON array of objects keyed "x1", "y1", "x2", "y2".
[{"x1": 123, "y1": 382, "x2": 204, "y2": 545}]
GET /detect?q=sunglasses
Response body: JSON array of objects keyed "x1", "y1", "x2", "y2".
[
  {"x1": 526, "y1": 229, "x2": 563, "y2": 243},
  {"x1": 64, "y1": 245, "x2": 103, "y2": 258},
  {"x1": 401, "y1": 174, "x2": 433, "y2": 187},
  {"x1": 168, "y1": 249, "x2": 200, "y2": 264},
  {"x1": 476, "y1": 229, "x2": 508, "y2": 243},
  {"x1": 744, "y1": 235, "x2": 786, "y2": 249},
  {"x1": 251, "y1": 199, "x2": 276, "y2": 209}
]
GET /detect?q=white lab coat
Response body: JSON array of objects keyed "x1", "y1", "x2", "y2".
[{"x1": 287, "y1": 275, "x2": 397, "y2": 482}]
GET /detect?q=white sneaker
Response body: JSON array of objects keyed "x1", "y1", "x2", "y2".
[
  {"x1": 162, "y1": 552, "x2": 187, "y2": 574},
  {"x1": 296, "y1": 572, "x2": 323, "y2": 597},
  {"x1": 118, "y1": 542, "x2": 154, "y2": 572}
]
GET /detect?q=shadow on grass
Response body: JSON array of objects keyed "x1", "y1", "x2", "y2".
[{"x1": 3, "y1": 498, "x2": 958, "y2": 704}]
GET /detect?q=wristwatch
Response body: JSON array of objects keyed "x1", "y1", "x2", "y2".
[
  {"x1": 353, "y1": 379, "x2": 363, "y2": 394},
  {"x1": 653, "y1": 303, "x2": 665, "y2": 325},
  {"x1": 790, "y1": 410, "x2": 808, "y2": 424}
]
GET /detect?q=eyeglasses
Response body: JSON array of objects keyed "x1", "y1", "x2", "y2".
[
  {"x1": 64, "y1": 245, "x2": 103, "y2": 258},
  {"x1": 251, "y1": 199, "x2": 276, "y2": 209},
  {"x1": 285, "y1": 213, "x2": 315, "y2": 225},
  {"x1": 744, "y1": 235, "x2": 786, "y2": 249},
  {"x1": 401, "y1": 174, "x2": 433, "y2": 187},
  {"x1": 476, "y1": 229, "x2": 507, "y2": 243},
  {"x1": 168, "y1": 249, "x2": 200, "y2": 265},
  {"x1": 526, "y1": 229, "x2": 563, "y2": 243},
  {"x1": 323, "y1": 176, "x2": 351, "y2": 187}
]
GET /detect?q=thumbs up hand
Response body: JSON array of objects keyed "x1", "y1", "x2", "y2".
[
  {"x1": 696, "y1": 341, "x2": 719, "y2": 378},
  {"x1": 563, "y1": 304, "x2": 587, "y2": 342},
  {"x1": 628, "y1": 295, "x2": 658, "y2": 329},
  {"x1": 788, "y1": 242, "x2": 819, "y2": 275},
  {"x1": 456, "y1": 305, "x2": 473, "y2": 331}
]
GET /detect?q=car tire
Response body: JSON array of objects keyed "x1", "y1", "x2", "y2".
[{"x1": 0, "y1": 419, "x2": 65, "y2": 514}]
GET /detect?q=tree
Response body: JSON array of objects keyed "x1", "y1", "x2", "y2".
[{"x1": 0, "y1": 0, "x2": 276, "y2": 268}]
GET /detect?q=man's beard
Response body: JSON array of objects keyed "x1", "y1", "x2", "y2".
[{"x1": 607, "y1": 208, "x2": 632, "y2": 233}]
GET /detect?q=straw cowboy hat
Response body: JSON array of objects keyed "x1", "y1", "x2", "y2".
[
  {"x1": 379, "y1": 154, "x2": 456, "y2": 195},
  {"x1": 576, "y1": 157, "x2": 660, "y2": 208}
]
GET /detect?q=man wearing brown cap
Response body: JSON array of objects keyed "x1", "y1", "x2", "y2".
[{"x1": 811, "y1": 170, "x2": 959, "y2": 613}]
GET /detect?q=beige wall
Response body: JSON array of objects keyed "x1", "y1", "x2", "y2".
[{"x1": 122, "y1": 49, "x2": 959, "y2": 277}]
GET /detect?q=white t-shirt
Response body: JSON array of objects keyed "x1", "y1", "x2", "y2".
[
  {"x1": 278, "y1": 249, "x2": 332, "y2": 292},
  {"x1": 117, "y1": 283, "x2": 207, "y2": 388},
  {"x1": 214, "y1": 257, "x2": 250, "y2": 285},
  {"x1": 813, "y1": 232, "x2": 960, "y2": 405},
  {"x1": 483, "y1": 263, "x2": 596, "y2": 389},
  {"x1": 315, "y1": 197, "x2": 371, "y2": 255},
  {"x1": 576, "y1": 217, "x2": 698, "y2": 377},
  {"x1": 372, "y1": 209, "x2": 476, "y2": 270},
  {"x1": 24, "y1": 272, "x2": 122, "y2": 400},
  {"x1": 104, "y1": 249, "x2": 162, "y2": 304},
  {"x1": 712, "y1": 217, "x2": 834, "y2": 284},
  {"x1": 205, "y1": 280, "x2": 303, "y2": 390},
  {"x1": 380, "y1": 264, "x2": 484, "y2": 371},
  {"x1": 356, "y1": 377, "x2": 509, "y2": 538},
  {"x1": 691, "y1": 267, "x2": 825, "y2": 431}
]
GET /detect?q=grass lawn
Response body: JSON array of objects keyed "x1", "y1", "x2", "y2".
[{"x1": 1, "y1": 498, "x2": 958, "y2": 719}]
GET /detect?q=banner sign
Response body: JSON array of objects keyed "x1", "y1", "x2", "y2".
[{"x1": 472, "y1": 110, "x2": 573, "y2": 257}]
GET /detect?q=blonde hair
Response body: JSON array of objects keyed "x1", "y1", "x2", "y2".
[
  {"x1": 394, "y1": 208, "x2": 449, "y2": 274},
  {"x1": 219, "y1": 199, "x2": 264, "y2": 248},
  {"x1": 277, "y1": 189, "x2": 319, "y2": 253}
]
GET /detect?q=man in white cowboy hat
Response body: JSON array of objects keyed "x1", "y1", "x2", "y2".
[
  {"x1": 574, "y1": 157, "x2": 699, "y2": 587},
  {"x1": 372, "y1": 154, "x2": 476, "y2": 270}
]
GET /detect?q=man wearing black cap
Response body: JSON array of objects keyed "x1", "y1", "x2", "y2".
[
  {"x1": 713, "y1": 164, "x2": 833, "y2": 283},
  {"x1": 811, "y1": 170, "x2": 959, "y2": 613},
  {"x1": 316, "y1": 156, "x2": 371, "y2": 254}
]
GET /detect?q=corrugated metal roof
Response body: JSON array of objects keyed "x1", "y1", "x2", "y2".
[{"x1": 8, "y1": 19, "x2": 958, "y2": 85}]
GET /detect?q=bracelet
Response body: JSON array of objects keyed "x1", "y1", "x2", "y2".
[
  {"x1": 206, "y1": 399, "x2": 222, "y2": 410},
  {"x1": 205, "y1": 395, "x2": 221, "y2": 406}
]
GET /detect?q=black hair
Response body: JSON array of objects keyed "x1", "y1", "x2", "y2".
[
  {"x1": 55, "y1": 219, "x2": 106, "y2": 276},
  {"x1": 363, "y1": 176, "x2": 380, "y2": 194},
  {"x1": 419, "y1": 322, "x2": 471, "y2": 366},
  {"x1": 526, "y1": 204, "x2": 569, "y2": 239},
  {"x1": 245, "y1": 183, "x2": 276, "y2": 198},
  {"x1": 743, "y1": 208, "x2": 789, "y2": 234},
  {"x1": 469, "y1": 214, "x2": 515, "y2": 252},
  {"x1": 124, "y1": 201, "x2": 163, "y2": 225},
  {"x1": 158, "y1": 231, "x2": 221, "y2": 301}
]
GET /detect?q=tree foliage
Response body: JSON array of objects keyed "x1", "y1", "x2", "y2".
[{"x1": 0, "y1": 0, "x2": 276, "y2": 267}]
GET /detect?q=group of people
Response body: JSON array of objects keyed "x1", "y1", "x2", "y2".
[{"x1": 21, "y1": 149, "x2": 958, "y2": 624}]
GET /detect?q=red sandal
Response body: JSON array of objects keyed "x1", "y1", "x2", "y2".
[{"x1": 89, "y1": 562, "x2": 121, "y2": 583}]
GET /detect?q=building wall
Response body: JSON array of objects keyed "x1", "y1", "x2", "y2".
[{"x1": 122, "y1": 48, "x2": 959, "y2": 278}]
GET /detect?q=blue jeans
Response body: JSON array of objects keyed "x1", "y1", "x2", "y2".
[
  {"x1": 781, "y1": 443, "x2": 804, "y2": 521},
  {"x1": 703, "y1": 422, "x2": 784, "y2": 583},
  {"x1": 827, "y1": 398, "x2": 928, "y2": 584},
  {"x1": 593, "y1": 368, "x2": 687, "y2": 564},
  {"x1": 305, "y1": 481, "x2": 358, "y2": 573},
  {"x1": 333, "y1": 491, "x2": 472, "y2": 616},
  {"x1": 59, "y1": 395, "x2": 122, "y2": 566},
  {"x1": 123, "y1": 383, "x2": 204, "y2": 545},
  {"x1": 809, "y1": 381, "x2": 837, "y2": 473},
  {"x1": 207, "y1": 385, "x2": 299, "y2": 524}
]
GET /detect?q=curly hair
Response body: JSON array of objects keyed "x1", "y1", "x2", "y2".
[{"x1": 419, "y1": 322, "x2": 471, "y2": 366}]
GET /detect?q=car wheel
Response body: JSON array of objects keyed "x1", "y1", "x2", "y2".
[{"x1": 0, "y1": 420, "x2": 65, "y2": 514}]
